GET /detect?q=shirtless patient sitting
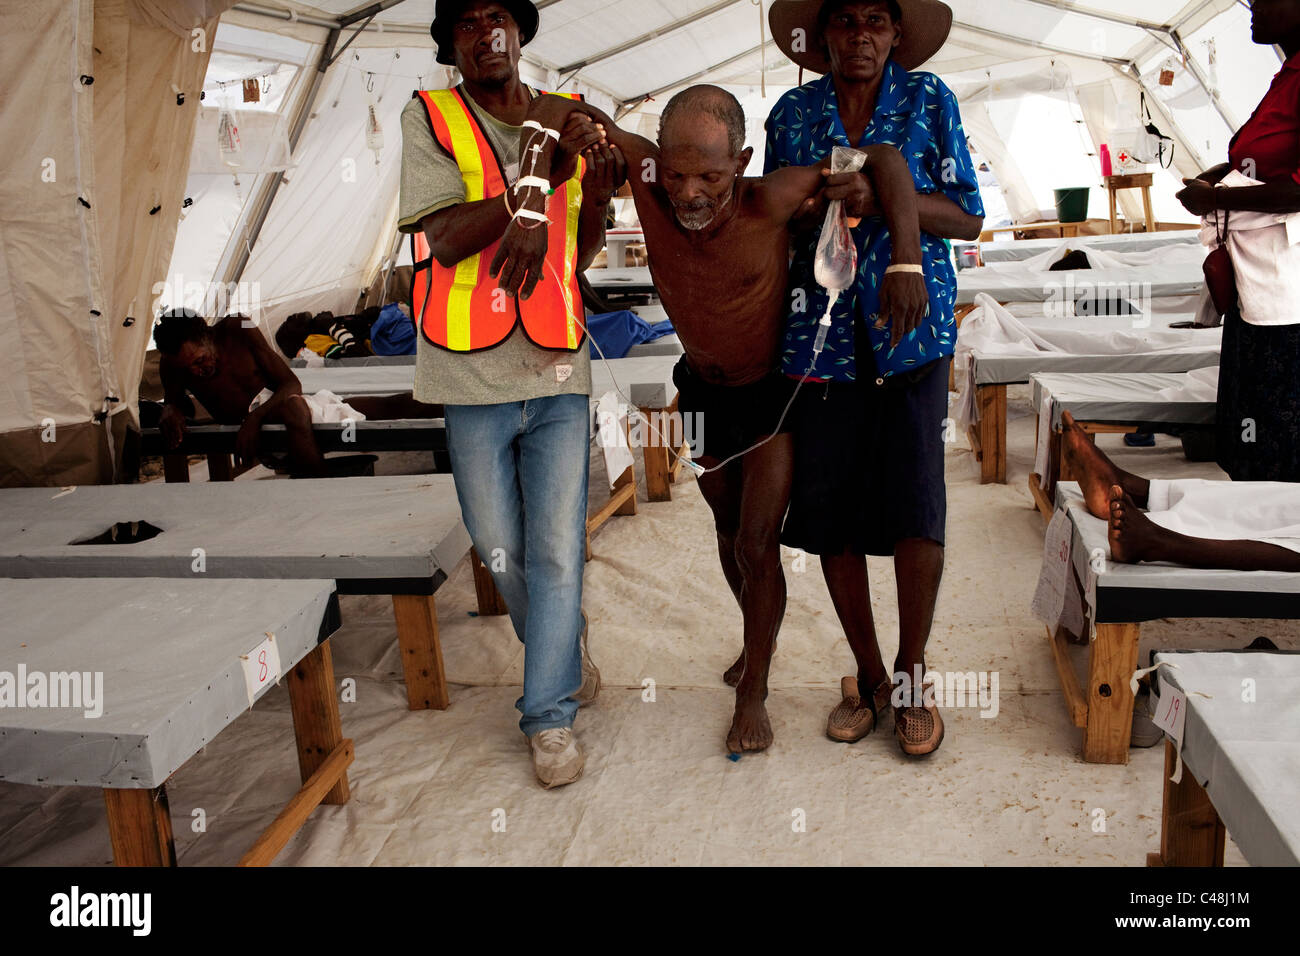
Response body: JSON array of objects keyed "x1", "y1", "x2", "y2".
[
  {"x1": 492, "y1": 85, "x2": 927, "y2": 751},
  {"x1": 155, "y1": 310, "x2": 438, "y2": 476},
  {"x1": 1062, "y1": 410, "x2": 1300, "y2": 572}
]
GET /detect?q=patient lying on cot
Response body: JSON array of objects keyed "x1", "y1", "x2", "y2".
[
  {"x1": 155, "y1": 310, "x2": 438, "y2": 476},
  {"x1": 1061, "y1": 410, "x2": 1300, "y2": 572}
]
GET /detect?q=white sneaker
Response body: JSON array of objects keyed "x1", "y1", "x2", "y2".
[
  {"x1": 574, "y1": 610, "x2": 601, "y2": 706},
  {"x1": 527, "y1": 727, "x2": 585, "y2": 789}
]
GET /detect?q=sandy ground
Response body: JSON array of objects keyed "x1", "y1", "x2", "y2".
[{"x1": 1, "y1": 384, "x2": 1294, "y2": 865}]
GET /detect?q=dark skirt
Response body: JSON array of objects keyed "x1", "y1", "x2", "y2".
[
  {"x1": 1216, "y1": 308, "x2": 1300, "y2": 482},
  {"x1": 781, "y1": 357, "x2": 950, "y2": 557}
]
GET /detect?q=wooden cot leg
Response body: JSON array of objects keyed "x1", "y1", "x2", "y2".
[
  {"x1": 614, "y1": 417, "x2": 638, "y2": 516},
  {"x1": 163, "y1": 453, "x2": 190, "y2": 483},
  {"x1": 1046, "y1": 626, "x2": 1088, "y2": 728},
  {"x1": 641, "y1": 405, "x2": 673, "y2": 502},
  {"x1": 238, "y1": 739, "x2": 353, "y2": 867},
  {"x1": 1147, "y1": 740, "x2": 1226, "y2": 867},
  {"x1": 287, "y1": 640, "x2": 351, "y2": 805},
  {"x1": 104, "y1": 786, "x2": 177, "y2": 867},
  {"x1": 470, "y1": 547, "x2": 509, "y2": 616},
  {"x1": 1141, "y1": 187, "x2": 1155, "y2": 234},
  {"x1": 1082, "y1": 622, "x2": 1142, "y2": 764},
  {"x1": 976, "y1": 384, "x2": 1007, "y2": 484},
  {"x1": 207, "y1": 453, "x2": 233, "y2": 482},
  {"x1": 391, "y1": 593, "x2": 450, "y2": 710}
]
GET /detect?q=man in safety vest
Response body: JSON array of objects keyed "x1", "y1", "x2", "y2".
[{"x1": 398, "y1": 0, "x2": 623, "y2": 788}]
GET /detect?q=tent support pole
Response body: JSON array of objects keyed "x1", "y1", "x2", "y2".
[{"x1": 227, "y1": 27, "x2": 341, "y2": 289}]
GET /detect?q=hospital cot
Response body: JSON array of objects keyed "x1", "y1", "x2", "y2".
[
  {"x1": 1028, "y1": 370, "x2": 1218, "y2": 519},
  {"x1": 0, "y1": 578, "x2": 350, "y2": 866},
  {"x1": 1145, "y1": 650, "x2": 1300, "y2": 867},
  {"x1": 1044, "y1": 484, "x2": 1300, "y2": 764},
  {"x1": 0, "y1": 476, "x2": 479, "y2": 712}
]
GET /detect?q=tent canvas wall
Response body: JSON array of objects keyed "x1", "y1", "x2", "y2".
[{"x1": 0, "y1": 0, "x2": 236, "y2": 486}]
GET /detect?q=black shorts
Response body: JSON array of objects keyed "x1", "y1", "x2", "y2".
[
  {"x1": 781, "y1": 357, "x2": 950, "y2": 556},
  {"x1": 671, "y1": 358, "x2": 797, "y2": 464}
]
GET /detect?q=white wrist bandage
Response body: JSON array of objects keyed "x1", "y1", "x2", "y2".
[
  {"x1": 514, "y1": 176, "x2": 551, "y2": 192},
  {"x1": 513, "y1": 208, "x2": 548, "y2": 223},
  {"x1": 521, "y1": 120, "x2": 560, "y2": 141},
  {"x1": 884, "y1": 264, "x2": 924, "y2": 275}
]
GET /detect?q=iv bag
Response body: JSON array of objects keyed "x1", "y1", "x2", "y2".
[
  {"x1": 217, "y1": 110, "x2": 242, "y2": 166},
  {"x1": 366, "y1": 104, "x2": 384, "y2": 164},
  {"x1": 813, "y1": 146, "x2": 867, "y2": 293}
]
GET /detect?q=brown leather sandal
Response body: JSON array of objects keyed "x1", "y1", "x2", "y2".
[
  {"x1": 894, "y1": 681, "x2": 945, "y2": 756},
  {"x1": 826, "y1": 676, "x2": 894, "y2": 743}
]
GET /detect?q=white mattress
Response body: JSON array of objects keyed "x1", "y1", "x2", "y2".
[
  {"x1": 1059, "y1": 482, "x2": 1300, "y2": 601},
  {"x1": 956, "y1": 264, "x2": 1206, "y2": 305},
  {"x1": 979, "y1": 229, "x2": 1200, "y2": 263},
  {"x1": 1030, "y1": 369, "x2": 1218, "y2": 429}
]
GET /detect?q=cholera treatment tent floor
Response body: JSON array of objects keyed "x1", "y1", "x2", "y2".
[
  {"x1": 2, "y1": 413, "x2": 1293, "y2": 866},
  {"x1": 1, "y1": 0, "x2": 1297, "y2": 869}
]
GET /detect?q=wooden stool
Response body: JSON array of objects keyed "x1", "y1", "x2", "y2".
[{"x1": 1105, "y1": 173, "x2": 1155, "y2": 234}]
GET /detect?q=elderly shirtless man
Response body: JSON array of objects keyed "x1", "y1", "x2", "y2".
[
  {"x1": 156, "y1": 310, "x2": 436, "y2": 476},
  {"x1": 492, "y1": 85, "x2": 927, "y2": 751}
]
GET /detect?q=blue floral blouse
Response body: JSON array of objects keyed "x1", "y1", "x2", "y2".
[{"x1": 764, "y1": 60, "x2": 984, "y2": 381}]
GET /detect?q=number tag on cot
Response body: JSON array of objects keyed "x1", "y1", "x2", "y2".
[
  {"x1": 1151, "y1": 684, "x2": 1187, "y2": 747},
  {"x1": 1030, "y1": 508, "x2": 1073, "y2": 631},
  {"x1": 240, "y1": 631, "x2": 282, "y2": 707}
]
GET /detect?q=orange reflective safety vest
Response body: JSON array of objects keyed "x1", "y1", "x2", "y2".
[{"x1": 410, "y1": 87, "x2": 586, "y2": 353}]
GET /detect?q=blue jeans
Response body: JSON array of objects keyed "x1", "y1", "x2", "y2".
[{"x1": 443, "y1": 394, "x2": 589, "y2": 735}]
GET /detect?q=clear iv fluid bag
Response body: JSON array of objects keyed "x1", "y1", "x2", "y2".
[
  {"x1": 366, "y1": 104, "x2": 384, "y2": 153},
  {"x1": 812, "y1": 146, "x2": 867, "y2": 293},
  {"x1": 217, "y1": 110, "x2": 242, "y2": 166}
]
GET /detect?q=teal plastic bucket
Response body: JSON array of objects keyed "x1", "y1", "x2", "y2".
[{"x1": 1053, "y1": 187, "x2": 1090, "y2": 224}]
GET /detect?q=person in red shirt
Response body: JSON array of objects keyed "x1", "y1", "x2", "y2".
[{"x1": 1177, "y1": 0, "x2": 1300, "y2": 481}]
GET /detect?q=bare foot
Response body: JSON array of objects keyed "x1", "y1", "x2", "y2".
[
  {"x1": 726, "y1": 694, "x2": 773, "y2": 753},
  {"x1": 722, "y1": 651, "x2": 746, "y2": 687},
  {"x1": 1108, "y1": 485, "x2": 1168, "y2": 564},
  {"x1": 1061, "y1": 411, "x2": 1147, "y2": 518}
]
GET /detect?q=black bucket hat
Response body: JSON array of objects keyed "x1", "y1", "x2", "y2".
[{"x1": 430, "y1": 0, "x2": 541, "y2": 66}]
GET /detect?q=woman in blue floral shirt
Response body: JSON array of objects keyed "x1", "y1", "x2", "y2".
[{"x1": 766, "y1": 0, "x2": 983, "y2": 755}]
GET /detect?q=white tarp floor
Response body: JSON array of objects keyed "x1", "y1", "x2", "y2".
[{"x1": 1, "y1": 392, "x2": 1296, "y2": 865}]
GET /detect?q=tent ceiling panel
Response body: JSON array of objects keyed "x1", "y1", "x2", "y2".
[{"x1": 229, "y1": 1, "x2": 1256, "y2": 107}]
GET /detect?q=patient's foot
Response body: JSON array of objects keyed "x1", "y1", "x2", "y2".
[
  {"x1": 726, "y1": 691, "x2": 773, "y2": 753},
  {"x1": 1108, "y1": 485, "x2": 1172, "y2": 564},
  {"x1": 723, "y1": 651, "x2": 746, "y2": 687},
  {"x1": 1062, "y1": 411, "x2": 1149, "y2": 518}
]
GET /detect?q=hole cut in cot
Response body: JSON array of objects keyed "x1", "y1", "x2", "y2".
[{"x1": 70, "y1": 521, "x2": 165, "y2": 546}]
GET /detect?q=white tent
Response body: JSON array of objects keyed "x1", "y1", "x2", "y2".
[{"x1": 0, "y1": 0, "x2": 1286, "y2": 485}]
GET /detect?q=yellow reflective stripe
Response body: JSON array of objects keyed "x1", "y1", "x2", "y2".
[
  {"x1": 430, "y1": 90, "x2": 485, "y2": 201},
  {"x1": 561, "y1": 175, "x2": 583, "y2": 348},
  {"x1": 429, "y1": 90, "x2": 483, "y2": 351}
]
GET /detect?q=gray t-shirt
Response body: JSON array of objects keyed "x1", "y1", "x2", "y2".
[{"x1": 398, "y1": 89, "x2": 592, "y2": 406}]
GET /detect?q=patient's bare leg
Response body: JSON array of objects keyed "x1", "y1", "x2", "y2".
[
  {"x1": 1108, "y1": 485, "x2": 1300, "y2": 571},
  {"x1": 1061, "y1": 411, "x2": 1150, "y2": 519},
  {"x1": 346, "y1": 394, "x2": 443, "y2": 420}
]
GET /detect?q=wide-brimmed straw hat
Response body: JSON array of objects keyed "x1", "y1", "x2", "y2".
[
  {"x1": 430, "y1": 0, "x2": 541, "y2": 66},
  {"x1": 769, "y1": 0, "x2": 953, "y2": 74}
]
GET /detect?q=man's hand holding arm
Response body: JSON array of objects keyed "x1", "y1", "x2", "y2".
[
  {"x1": 575, "y1": 118, "x2": 627, "y2": 271},
  {"x1": 767, "y1": 146, "x2": 927, "y2": 348},
  {"x1": 492, "y1": 94, "x2": 651, "y2": 299}
]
